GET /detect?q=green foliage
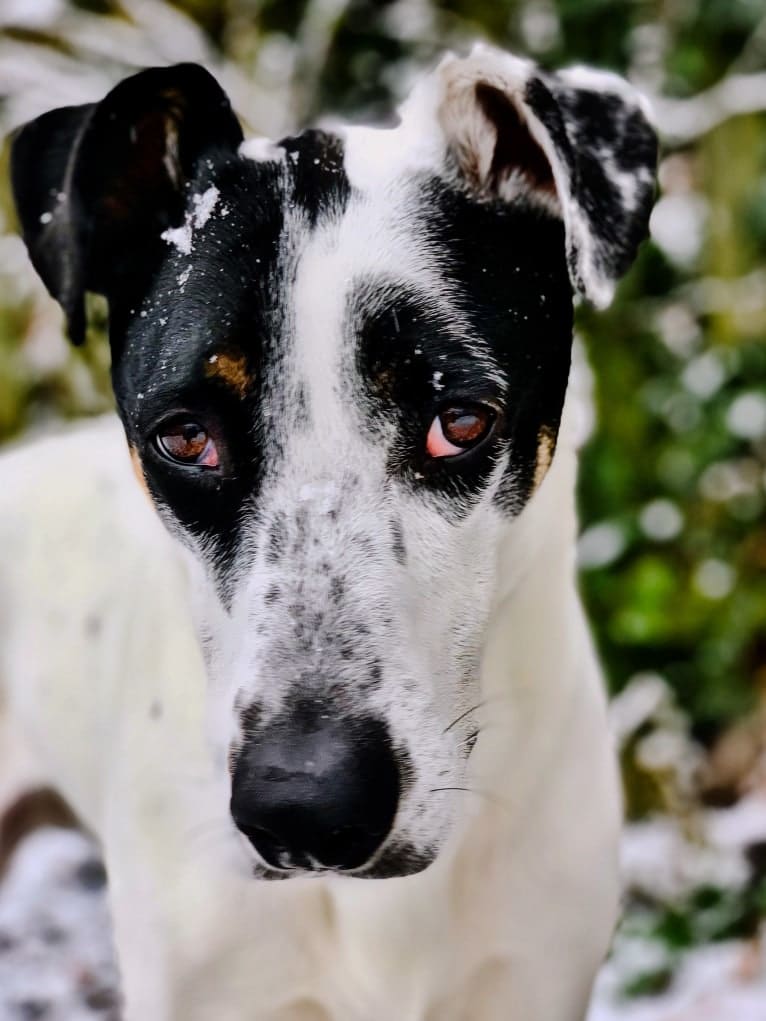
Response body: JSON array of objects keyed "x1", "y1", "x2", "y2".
[{"x1": 578, "y1": 112, "x2": 766, "y2": 733}]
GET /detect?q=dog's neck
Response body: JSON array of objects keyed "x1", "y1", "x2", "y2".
[{"x1": 449, "y1": 390, "x2": 599, "y2": 851}]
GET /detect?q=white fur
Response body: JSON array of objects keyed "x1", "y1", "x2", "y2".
[{"x1": 0, "y1": 393, "x2": 621, "y2": 1020}]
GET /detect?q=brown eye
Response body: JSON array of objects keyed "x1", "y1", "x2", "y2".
[
  {"x1": 427, "y1": 406, "x2": 495, "y2": 458},
  {"x1": 156, "y1": 422, "x2": 219, "y2": 467}
]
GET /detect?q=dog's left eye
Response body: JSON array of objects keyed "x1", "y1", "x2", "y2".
[
  {"x1": 426, "y1": 405, "x2": 496, "y2": 459},
  {"x1": 155, "y1": 421, "x2": 219, "y2": 467}
]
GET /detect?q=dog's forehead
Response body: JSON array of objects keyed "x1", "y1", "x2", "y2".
[
  {"x1": 111, "y1": 106, "x2": 576, "y2": 585},
  {"x1": 127, "y1": 123, "x2": 567, "y2": 372},
  {"x1": 122, "y1": 135, "x2": 442, "y2": 405},
  {"x1": 118, "y1": 114, "x2": 573, "y2": 518}
]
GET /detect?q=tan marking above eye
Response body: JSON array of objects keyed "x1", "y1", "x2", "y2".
[
  {"x1": 204, "y1": 350, "x2": 252, "y2": 397},
  {"x1": 129, "y1": 445, "x2": 151, "y2": 502},
  {"x1": 533, "y1": 425, "x2": 556, "y2": 490}
]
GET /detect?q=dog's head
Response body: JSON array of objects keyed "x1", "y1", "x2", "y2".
[{"x1": 11, "y1": 46, "x2": 656, "y2": 879}]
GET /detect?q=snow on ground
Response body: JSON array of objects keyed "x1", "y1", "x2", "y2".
[
  {"x1": 588, "y1": 794, "x2": 766, "y2": 1020},
  {"x1": 590, "y1": 939, "x2": 766, "y2": 1021},
  {"x1": 0, "y1": 827, "x2": 118, "y2": 1019}
]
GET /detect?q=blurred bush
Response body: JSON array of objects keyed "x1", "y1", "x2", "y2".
[{"x1": 1, "y1": 0, "x2": 765, "y2": 799}]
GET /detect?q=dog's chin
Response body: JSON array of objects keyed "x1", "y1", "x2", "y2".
[{"x1": 251, "y1": 843, "x2": 437, "y2": 882}]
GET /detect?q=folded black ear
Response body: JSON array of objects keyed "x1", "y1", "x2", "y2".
[
  {"x1": 10, "y1": 63, "x2": 243, "y2": 345},
  {"x1": 437, "y1": 45, "x2": 658, "y2": 306}
]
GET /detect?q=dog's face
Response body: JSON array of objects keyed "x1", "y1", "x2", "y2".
[{"x1": 12, "y1": 47, "x2": 656, "y2": 879}]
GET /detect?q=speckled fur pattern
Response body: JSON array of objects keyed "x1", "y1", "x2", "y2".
[{"x1": 3, "y1": 43, "x2": 657, "y2": 1020}]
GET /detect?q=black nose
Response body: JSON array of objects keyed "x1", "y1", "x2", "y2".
[{"x1": 230, "y1": 711, "x2": 400, "y2": 872}]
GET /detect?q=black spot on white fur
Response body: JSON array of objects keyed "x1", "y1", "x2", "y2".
[
  {"x1": 390, "y1": 519, "x2": 407, "y2": 565},
  {"x1": 523, "y1": 76, "x2": 657, "y2": 293}
]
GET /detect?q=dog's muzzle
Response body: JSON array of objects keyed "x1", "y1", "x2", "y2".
[{"x1": 230, "y1": 710, "x2": 400, "y2": 874}]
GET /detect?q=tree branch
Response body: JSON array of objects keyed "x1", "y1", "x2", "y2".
[{"x1": 651, "y1": 71, "x2": 766, "y2": 146}]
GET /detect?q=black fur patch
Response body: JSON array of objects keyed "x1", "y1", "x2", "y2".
[
  {"x1": 354, "y1": 177, "x2": 573, "y2": 517},
  {"x1": 112, "y1": 136, "x2": 353, "y2": 578},
  {"x1": 526, "y1": 75, "x2": 657, "y2": 292},
  {"x1": 278, "y1": 130, "x2": 351, "y2": 227}
]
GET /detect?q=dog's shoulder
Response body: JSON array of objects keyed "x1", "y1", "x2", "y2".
[
  {"x1": 1, "y1": 415, "x2": 156, "y2": 536},
  {"x1": 0, "y1": 414, "x2": 177, "y2": 610},
  {"x1": 2, "y1": 414, "x2": 121, "y2": 494}
]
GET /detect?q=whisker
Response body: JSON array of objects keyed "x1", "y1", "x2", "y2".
[
  {"x1": 442, "y1": 691, "x2": 516, "y2": 736},
  {"x1": 429, "y1": 785, "x2": 511, "y2": 812},
  {"x1": 443, "y1": 701, "x2": 486, "y2": 734}
]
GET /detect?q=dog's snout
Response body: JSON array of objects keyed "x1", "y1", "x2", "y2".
[{"x1": 230, "y1": 713, "x2": 400, "y2": 873}]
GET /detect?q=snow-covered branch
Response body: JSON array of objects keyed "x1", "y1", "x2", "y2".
[
  {"x1": 290, "y1": 0, "x2": 354, "y2": 125},
  {"x1": 651, "y1": 71, "x2": 766, "y2": 146}
]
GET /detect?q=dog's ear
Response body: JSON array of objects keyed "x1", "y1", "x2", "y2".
[
  {"x1": 436, "y1": 45, "x2": 658, "y2": 306},
  {"x1": 11, "y1": 63, "x2": 243, "y2": 345}
]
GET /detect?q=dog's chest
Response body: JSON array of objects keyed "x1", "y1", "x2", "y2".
[{"x1": 170, "y1": 860, "x2": 520, "y2": 1021}]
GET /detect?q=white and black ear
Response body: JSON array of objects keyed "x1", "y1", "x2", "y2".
[
  {"x1": 437, "y1": 45, "x2": 658, "y2": 306},
  {"x1": 11, "y1": 64, "x2": 243, "y2": 345}
]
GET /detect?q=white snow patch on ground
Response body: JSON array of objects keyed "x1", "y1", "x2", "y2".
[
  {"x1": 620, "y1": 815, "x2": 749, "y2": 902},
  {"x1": 590, "y1": 939, "x2": 766, "y2": 1021},
  {"x1": 588, "y1": 794, "x2": 766, "y2": 1019},
  {"x1": 0, "y1": 827, "x2": 119, "y2": 1019}
]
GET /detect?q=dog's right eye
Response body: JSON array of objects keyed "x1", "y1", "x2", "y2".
[{"x1": 155, "y1": 421, "x2": 219, "y2": 467}]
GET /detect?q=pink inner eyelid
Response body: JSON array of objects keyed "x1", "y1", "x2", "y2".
[
  {"x1": 426, "y1": 415, "x2": 463, "y2": 458},
  {"x1": 198, "y1": 437, "x2": 220, "y2": 467}
]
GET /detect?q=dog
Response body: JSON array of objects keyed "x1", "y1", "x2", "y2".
[{"x1": 0, "y1": 43, "x2": 657, "y2": 1020}]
